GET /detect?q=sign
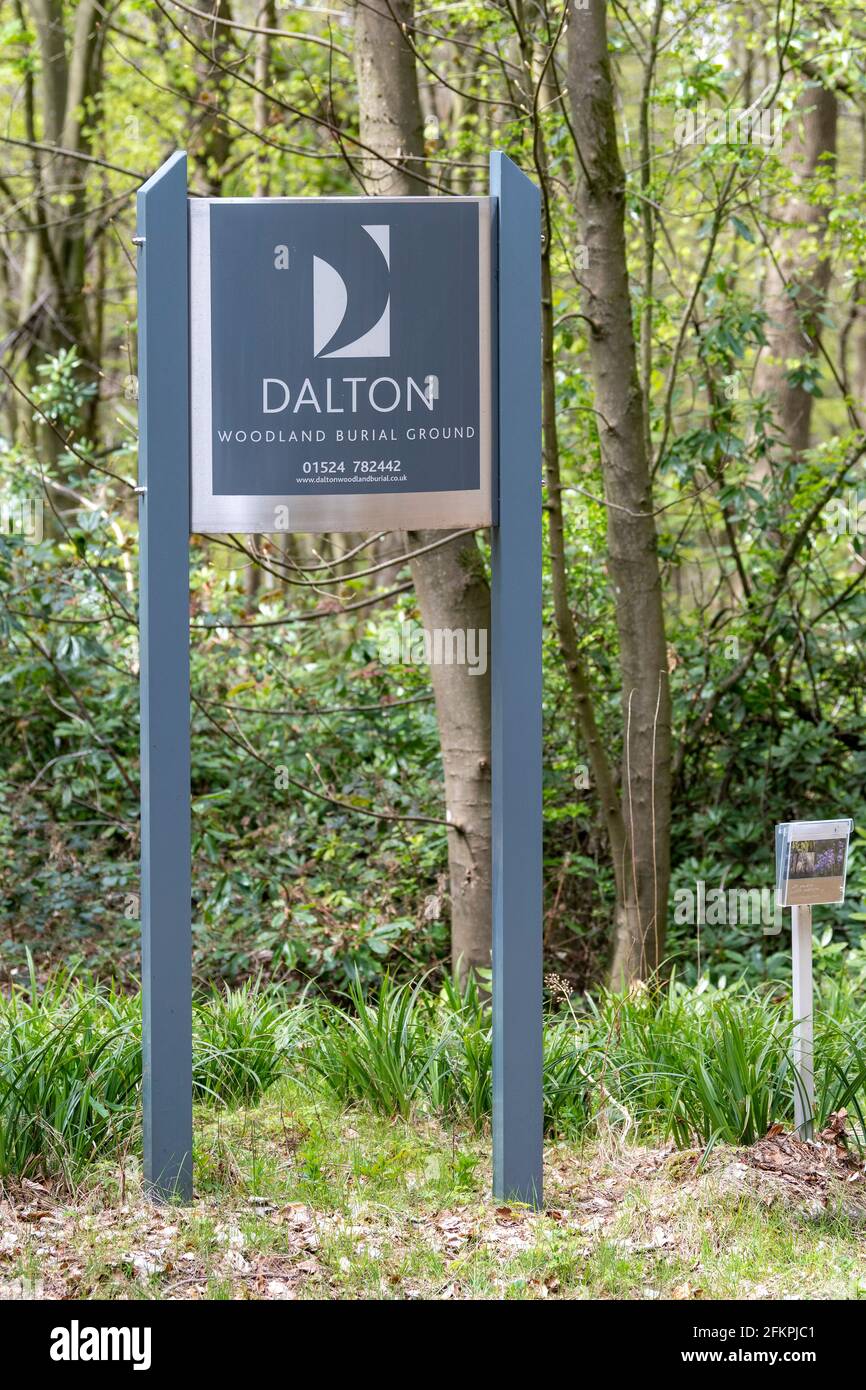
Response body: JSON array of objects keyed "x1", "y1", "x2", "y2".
[
  {"x1": 775, "y1": 818, "x2": 853, "y2": 908},
  {"x1": 138, "y1": 150, "x2": 541, "y2": 1206},
  {"x1": 190, "y1": 197, "x2": 493, "y2": 533}
]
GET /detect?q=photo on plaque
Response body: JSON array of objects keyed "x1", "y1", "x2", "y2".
[{"x1": 776, "y1": 818, "x2": 853, "y2": 907}]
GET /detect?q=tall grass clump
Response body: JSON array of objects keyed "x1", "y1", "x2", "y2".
[
  {"x1": 6, "y1": 962, "x2": 866, "y2": 1185},
  {"x1": 586, "y1": 980, "x2": 795, "y2": 1146},
  {"x1": 543, "y1": 1014, "x2": 593, "y2": 1138},
  {"x1": 0, "y1": 970, "x2": 304, "y2": 1181},
  {"x1": 813, "y1": 1011, "x2": 866, "y2": 1141},
  {"x1": 304, "y1": 974, "x2": 592, "y2": 1137},
  {"x1": 193, "y1": 981, "x2": 302, "y2": 1106},
  {"x1": 0, "y1": 964, "x2": 140, "y2": 1182},
  {"x1": 424, "y1": 975, "x2": 492, "y2": 1126},
  {"x1": 304, "y1": 976, "x2": 444, "y2": 1117}
]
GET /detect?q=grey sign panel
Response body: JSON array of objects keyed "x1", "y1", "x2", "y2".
[{"x1": 190, "y1": 197, "x2": 493, "y2": 533}]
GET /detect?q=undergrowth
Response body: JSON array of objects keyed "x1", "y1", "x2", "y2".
[{"x1": 4, "y1": 965, "x2": 866, "y2": 1182}]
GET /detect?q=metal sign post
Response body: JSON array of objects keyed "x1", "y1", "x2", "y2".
[
  {"x1": 791, "y1": 904, "x2": 814, "y2": 1139},
  {"x1": 136, "y1": 150, "x2": 542, "y2": 1206},
  {"x1": 776, "y1": 817, "x2": 853, "y2": 1143},
  {"x1": 137, "y1": 152, "x2": 193, "y2": 1201},
  {"x1": 490, "y1": 152, "x2": 543, "y2": 1207}
]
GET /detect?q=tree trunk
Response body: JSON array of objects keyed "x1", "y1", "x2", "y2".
[
  {"x1": 754, "y1": 84, "x2": 837, "y2": 460},
  {"x1": 354, "y1": 0, "x2": 493, "y2": 979},
  {"x1": 567, "y1": 0, "x2": 672, "y2": 984},
  {"x1": 28, "y1": 0, "x2": 105, "y2": 359},
  {"x1": 23, "y1": 0, "x2": 106, "y2": 513},
  {"x1": 189, "y1": 0, "x2": 235, "y2": 196},
  {"x1": 539, "y1": 174, "x2": 628, "y2": 918},
  {"x1": 512, "y1": 15, "x2": 629, "y2": 958},
  {"x1": 253, "y1": 0, "x2": 276, "y2": 199},
  {"x1": 354, "y1": 0, "x2": 426, "y2": 196},
  {"x1": 406, "y1": 531, "x2": 492, "y2": 978}
]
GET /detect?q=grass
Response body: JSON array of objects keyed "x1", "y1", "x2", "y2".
[
  {"x1": 0, "y1": 966, "x2": 140, "y2": 1183},
  {"x1": 586, "y1": 983, "x2": 796, "y2": 1146},
  {"x1": 304, "y1": 976, "x2": 445, "y2": 1119},
  {"x1": 0, "y1": 965, "x2": 301, "y2": 1181},
  {"x1": 587, "y1": 979, "x2": 866, "y2": 1148},
  {"x1": 6, "y1": 968, "x2": 866, "y2": 1184},
  {"x1": 193, "y1": 981, "x2": 304, "y2": 1106},
  {"x1": 3, "y1": 1082, "x2": 866, "y2": 1301},
  {"x1": 4, "y1": 968, "x2": 866, "y2": 1298},
  {"x1": 305, "y1": 973, "x2": 866, "y2": 1151}
]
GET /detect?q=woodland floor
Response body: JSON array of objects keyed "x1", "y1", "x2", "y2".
[{"x1": 2, "y1": 1089, "x2": 866, "y2": 1301}]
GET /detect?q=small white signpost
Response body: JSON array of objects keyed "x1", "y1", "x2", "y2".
[{"x1": 775, "y1": 818, "x2": 853, "y2": 1138}]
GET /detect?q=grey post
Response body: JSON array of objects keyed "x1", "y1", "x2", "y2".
[
  {"x1": 489, "y1": 151, "x2": 543, "y2": 1207},
  {"x1": 137, "y1": 152, "x2": 193, "y2": 1201},
  {"x1": 792, "y1": 903, "x2": 814, "y2": 1139}
]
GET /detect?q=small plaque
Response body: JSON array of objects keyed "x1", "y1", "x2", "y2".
[{"x1": 775, "y1": 818, "x2": 853, "y2": 908}]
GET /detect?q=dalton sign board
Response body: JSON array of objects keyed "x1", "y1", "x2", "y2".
[
  {"x1": 190, "y1": 197, "x2": 493, "y2": 533},
  {"x1": 137, "y1": 149, "x2": 541, "y2": 1207}
]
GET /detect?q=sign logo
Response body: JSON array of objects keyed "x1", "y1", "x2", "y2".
[{"x1": 313, "y1": 224, "x2": 390, "y2": 358}]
